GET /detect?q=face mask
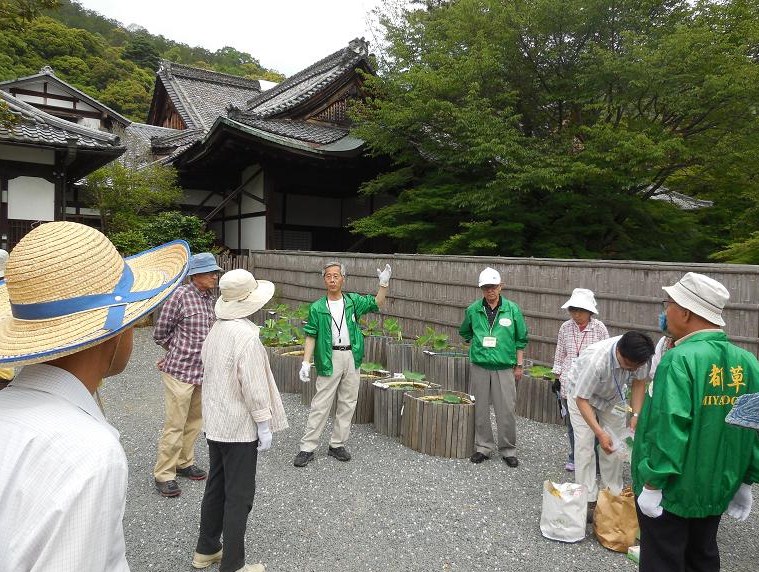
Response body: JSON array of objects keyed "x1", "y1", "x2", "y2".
[{"x1": 658, "y1": 311, "x2": 668, "y2": 333}]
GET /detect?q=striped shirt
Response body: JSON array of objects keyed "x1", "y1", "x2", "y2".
[
  {"x1": 552, "y1": 317, "x2": 609, "y2": 398},
  {"x1": 0, "y1": 365, "x2": 129, "y2": 571},
  {"x1": 566, "y1": 335, "x2": 651, "y2": 411},
  {"x1": 201, "y1": 319, "x2": 288, "y2": 442},
  {"x1": 153, "y1": 282, "x2": 215, "y2": 385}
]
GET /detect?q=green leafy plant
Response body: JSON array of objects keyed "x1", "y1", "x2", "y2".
[
  {"x1": 260, "y1": 315, "x2": 304, "y2": 347},
  {"x1": 420, "y1": 392, "x2": 473, "y2": 405},
  {"x1": 528, "y1": 365, "x2": 555, "y2": 379},
  {"x1": 360, "y1": 317, "x2": 383, "y2": 336},
  {"x1": 401, "y1": 370, "x2": 425, "y2": 382},
  {"x1": 415, "y1": 326, "x2": 450, "y2": 351},
  {"x1": 360, "y1": 362, "x2": 387, "y2": 374},
  {"x1": 383, "y1": 318, "x2": 403, "y2": 342},
  {"x1": 294, "y1": 303, "x2": 309, "y2": 321}
]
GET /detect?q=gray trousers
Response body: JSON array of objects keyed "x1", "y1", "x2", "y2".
[
  {"x1": 300, "y1": 350, "x2": 359, "y2": 452},
  {"x1": 470, "y1": 364, "x2": 517, "y2": 457}
]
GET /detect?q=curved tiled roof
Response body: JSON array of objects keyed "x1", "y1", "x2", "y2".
[
  {"x1": 156, "y1": 61, "x2": 262, "y2": 129},
  {"x1": 0, "y1": 90, "x2": 122, "y2": 150},
  {"x1": 121, "y1": 122, "x2": 186, "y2": 166},
  {"x1": 244, "y1": 37, "x2": 371, "y2": 119}
]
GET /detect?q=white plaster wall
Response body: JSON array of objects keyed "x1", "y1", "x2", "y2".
[
  {"x1": 0, "y1": 145, "x2": 54, "y2": 164},
  {"x1": 182, "y1": 188, "x2": 222, "y2": 207},
  {"x1": 224, "y1": 217, "x2": 266, "y2": 251},
  {"x1": 8, "y1": 177, "x2": 54, "y2": 220}
]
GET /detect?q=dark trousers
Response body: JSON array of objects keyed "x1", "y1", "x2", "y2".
[
  {"x1": 196, "y1": 439, "x2": 258, "y2": 572},
  {"x1": 636, "y1": 503, "x2": 721, "y2": 572}
]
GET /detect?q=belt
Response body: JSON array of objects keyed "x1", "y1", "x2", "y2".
[{"x1": 332, "y1": 345, "x2": 352, "y2": 351}]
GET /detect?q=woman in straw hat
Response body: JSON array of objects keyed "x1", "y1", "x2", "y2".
[
  {"x1": 0, "y1": 221, "x2": 189, "y2": 571},
  {"x1": 552, "y1": 288, "x2": 609, "y2": 472},
  {"x1": 192, "y1": 269, "x2": 288, "y2": 572}
]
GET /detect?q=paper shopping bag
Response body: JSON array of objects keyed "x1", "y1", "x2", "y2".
[
  {"x1": 593, "y1": 486, "x2": 638, "y2": 552},
  {"x1": 540, "y1": 480, "x2": 588, "y2": 543}
]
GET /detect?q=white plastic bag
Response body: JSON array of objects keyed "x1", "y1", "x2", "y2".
[{"x1": 540, "y1": 480, "x2": 588, "y2": 543}]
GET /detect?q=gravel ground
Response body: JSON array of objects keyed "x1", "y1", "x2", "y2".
[{"x1": 100, "y1": 328, "x2": 758, "y2": 572}]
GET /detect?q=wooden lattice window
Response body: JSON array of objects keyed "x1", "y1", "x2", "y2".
[{"x1": 314, "y1": 99, "x2": 348, "y2": 125}]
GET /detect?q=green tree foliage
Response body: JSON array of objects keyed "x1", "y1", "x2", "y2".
[
  {"x1": 352, "y1": 0, "x2": 759, "y2": 261},
  {"x1": 0, "y1": 0, "x2": 284, "y2": 122},
  {"x1": 81, "y1": 162, "x2": 183, "y2": 235},
  {"x1": 110, "y1": 211, "x2": 217, "y2": 255}
]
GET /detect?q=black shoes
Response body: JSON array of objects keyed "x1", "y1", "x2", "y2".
[
  {"x1": 294, "y1": 450, "x2": 315, "y2": 467},
  {"x1": 177, "y1": 464, "x2": 207, "y2": 480},
  {"x1": 327, "y1": 446, "x2": 351, "y2": 462},
  {"x1": 503, "y1": 456, "x2": 519, "y2": 468},
  {"x1": 470, "y1": 452, "x2": 489, "y2": 464},
  {"x1": 155, "y1": 479, "x2": 181, "y2": 497}
]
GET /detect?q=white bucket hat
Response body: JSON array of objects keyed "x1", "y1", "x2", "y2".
[
  {"x1": 478, "y1": 267, "x2": 501, "y2": 287},
  {"x1": 0, "y1": 221, "x2": 189, "y2": 366},
  {"x1": 215, "y1": 269, "x2": 275, "y2": 320},
  {"x1": 662, "y1": 272, "x2": 729, "y2": 327},
  {"x1": 561, "y1": 288, "x2": 599, "y2": 314}
]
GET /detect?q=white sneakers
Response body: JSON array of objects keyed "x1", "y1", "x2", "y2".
[{"x1": 237, "y1": 565, "x2": 266, "y2": 572}]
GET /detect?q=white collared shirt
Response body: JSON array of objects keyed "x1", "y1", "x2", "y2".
[
  {"x1": 567, "y1": 336, "x2": 651, "y2": 411},
  {"x1": 0, "y1": 365, "x2": 129, "y2": 572}
]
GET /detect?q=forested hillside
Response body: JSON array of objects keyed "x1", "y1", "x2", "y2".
[{"x1": 0, "y1": 0, "x2": 284, "y2": 121}]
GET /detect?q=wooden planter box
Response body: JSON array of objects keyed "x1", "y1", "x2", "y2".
[
  {"x1": 386, "y1": 342, "x2": 415, "y2": 375},
  {"x1": 270, "y1": 345, "x2": 304, "y2": 394},
  {"x1": 400, "y1": 390, "x2": 475, "y2": 459},
  {"x1": 372, "y1": 379, "x2": 441, "y2": 439},
  {"x1": 363, "y1": 335, "x2": 392, "y2": 367},
  {"x1": 419, "y1": 350, "x2": 470, "y2": 393},
  {"x1": 515, "y1": 374, "x2": 563, "y2": 425},
  {"x1": 300, "y1": 371, "x2": 391, "y2": 425}
]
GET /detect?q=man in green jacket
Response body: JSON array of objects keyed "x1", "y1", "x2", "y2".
[
  {"x1": 460, "y1": 267, "x2": 528, "y2": 467},
  {"x1": 294, "y1": 261, "x2": 391, "y2": 467},
  {"x1": 633, "y1": 272, "x2": 759, "y2": 572}
]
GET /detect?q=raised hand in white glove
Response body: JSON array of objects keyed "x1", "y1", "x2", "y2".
[
  {"x1": 637, "y1": 487, "x2": 663, "y2": 518},
  {"x1": 726, "y1": 483, "x2": 753, "y2": 521},
  {"x1": 299, "y1": 361, "x2": 311, "y2": 383},
  {"x1": 256, "y1": 420, "x2": 272, "y2": 452},
  {"x1": 377, "y1": 264, "x2": 391, "y2": 287}
]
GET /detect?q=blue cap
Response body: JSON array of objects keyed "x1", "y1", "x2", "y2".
[{"x1": 188, "y1": 252, "x2": 221, "y2": 276}]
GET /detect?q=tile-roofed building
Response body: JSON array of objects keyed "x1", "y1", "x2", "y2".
[
  {"x1": 147, "y1": 61, "x2": 263, "y2": 130},
  {"x1": 141, "y1": 38, "x2": 392, "y2": 252},
  {"x1": 0, "y1": 66, "x2": 131, "y2": 133},
  {"x1": 0, "y1": 90, "x2": 125, "y2": 249}
]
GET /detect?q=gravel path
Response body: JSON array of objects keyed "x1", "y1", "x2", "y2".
[{"x1": 100, "y1": 328, "x2": 758, "y2": 572}]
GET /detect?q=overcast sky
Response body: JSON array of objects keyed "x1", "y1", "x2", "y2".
[{"x1": 75, "y1": 0, "x2": 395, "y2": 76}]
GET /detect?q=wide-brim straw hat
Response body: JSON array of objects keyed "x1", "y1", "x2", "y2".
[
  {"x1": 561, "y1": 288, "x2": 599, "y2": 314},
  {"x1": 215, "y1": 268, "x2": 275, "y2": 320},
  {"x1": 0, "y1": 221, "x2": 189, "y2": 366}
]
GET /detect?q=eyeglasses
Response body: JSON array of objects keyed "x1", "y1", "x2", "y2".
[{"x1": 662, "y1": 299, "x2": 676, "y2": 310}]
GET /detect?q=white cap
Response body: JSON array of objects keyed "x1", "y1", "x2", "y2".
[
  {"x1": 478, "y1": 267, "x2": 501, "y2": 287},
  {"x1": 561, "y1": 288, "x2": 598, "y2": 314},
  {"x1": 662, "y1": 272, "x2": 729, "y2": 327}
]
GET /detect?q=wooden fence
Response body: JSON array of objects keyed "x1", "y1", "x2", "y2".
[{"x1": 222, "y1": 251, "x2": 759, "y2": 365}]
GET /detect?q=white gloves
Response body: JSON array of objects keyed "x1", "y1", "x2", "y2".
[
  {"x1": 637, "y1": 487, "x2": 663, "y2": 518},
  {"x1": 256, "y1": 420, "x2": 272, "y2": 452},
  {"x1": 299, "y1": 361, "x2": 311, "y2": 382},
  {"x1": 377, "y1": 264, "x2": 391, "y2": 287},
  {"x1": 726, "y1": 483, "x2": 753, "y2": 521}
]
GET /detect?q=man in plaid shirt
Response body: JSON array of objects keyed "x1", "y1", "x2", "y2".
[{"x1": 153, "y1": 252, "x2": 221, "y2": 497}]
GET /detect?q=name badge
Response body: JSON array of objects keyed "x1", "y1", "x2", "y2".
[
  {"x1": 611, "y1": 402, "x2": 628, "y2": 417},
  {"x1": 499, "y1": 318, "x2": 512, "y2": 327},
  {"x1": 482, "y1": 336, "x2": 497, "y2": 348}
]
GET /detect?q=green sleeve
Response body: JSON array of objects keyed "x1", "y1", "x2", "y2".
[
  {"x1": 352, "y1": 293, "x2": 378, "y2": 318},
  {"x1": 512, "y1": 303, "x2": 529, "y2": 350},
  {"x1": 459, "y1": 307, "x2": 473, "y2": 342},
  {"x1": 303, "y1": 302, "x2": 318, "y2": 338},
  {"x1": 636, "y1": 357, "x2": 692, "y2": 488}
]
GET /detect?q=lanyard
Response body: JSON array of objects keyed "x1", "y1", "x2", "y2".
[
  {"x1": 573, "y1": 326, "x2": 589, "y2": 357},
  {"x1": 328, "y1": 296, "x2": 346, "y2": 344},
  {"x1": 609, "y1": 344, "x2": 628, "y2": 402}
]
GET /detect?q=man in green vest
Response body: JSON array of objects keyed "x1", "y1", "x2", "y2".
[
  {"x1": 294, "y1": 261, "x2": 391, "y2": 467},
  {"x1": 633, "y1": 272, "x2": 759, "y2": 572}
]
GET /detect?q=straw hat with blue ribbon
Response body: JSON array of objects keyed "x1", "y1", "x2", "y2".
[{"x1": 0, "y1": 221, "x2": 190, "y2": 366}]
